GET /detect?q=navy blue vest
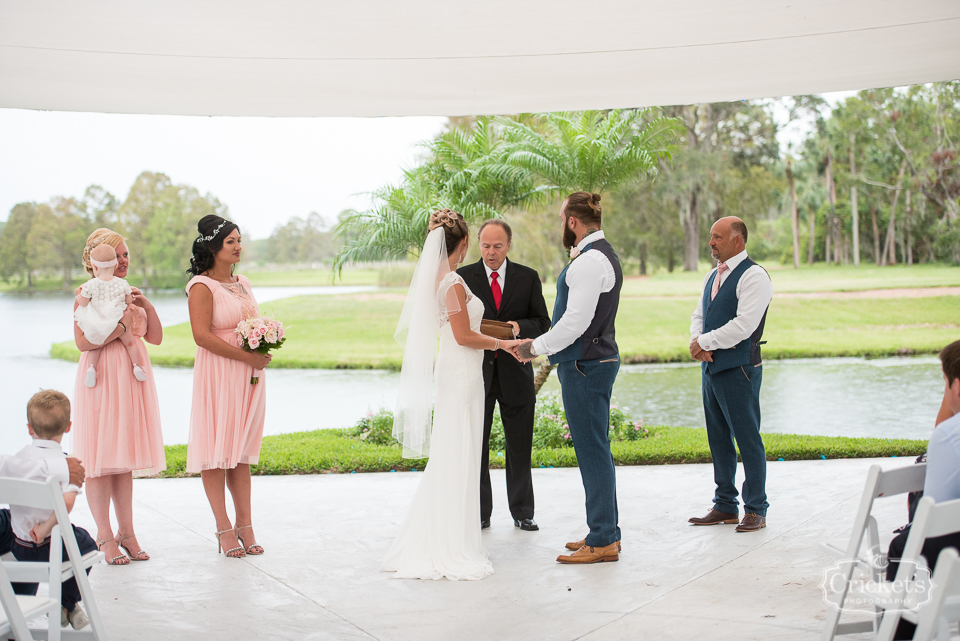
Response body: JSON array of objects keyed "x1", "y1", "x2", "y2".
[
  {"x1": 548, "y1": 238, "x2": 623, "y2": 365},
  {"x1": 701, "y1": 257, "x2": 769, "y2": 374}
]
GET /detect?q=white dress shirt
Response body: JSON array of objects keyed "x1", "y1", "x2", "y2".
[
  {"x1": 9, "y1": 440, "x2": 81, "y2": 541},
  {"x1": 689, "y1": 250, "x2": 774, "y2": 351},
  {"x1": 532, "y1": 230, "x2": 616, "y2": 356},
  {"x1": 0, "y1": 454, "x2": 68, "y2": 484},
  {"x1": 923, "y1": 413, "x2": 960, "y2": 503},
  {"x1": 483, "y1": 260, "x2": 506, "y2": 292}
]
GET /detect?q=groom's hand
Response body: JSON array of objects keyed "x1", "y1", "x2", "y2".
[{"x1": 515, "y1": 339, "x2": 536, "y2": 362}]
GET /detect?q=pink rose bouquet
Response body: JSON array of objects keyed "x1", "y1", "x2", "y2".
[{"x1": 236, "y1": 316, "x2": 286, "y2": 384}]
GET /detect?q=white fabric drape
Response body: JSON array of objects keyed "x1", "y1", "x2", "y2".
[{"x1": 1, "y1": 1, "x2": 958, "y2": 117}]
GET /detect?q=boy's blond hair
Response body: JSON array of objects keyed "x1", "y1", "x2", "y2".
[{"x1": 27, "y1": 389, "x2": 71, "y2": 439}]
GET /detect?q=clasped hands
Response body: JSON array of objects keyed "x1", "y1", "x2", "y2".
[{"x1": 689, "y1": 337, "x2": 714, "y2": 363}]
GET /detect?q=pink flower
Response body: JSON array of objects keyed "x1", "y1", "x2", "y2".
[
  {"x1": 569, "y1": 246, "x2": 581, "y2": 260},
  {"x1": 249, "y1": 338, "x2": 260, "y2": 350}
]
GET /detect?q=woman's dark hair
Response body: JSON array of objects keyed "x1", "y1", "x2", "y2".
[
  {"x1": 186, "y1": 214, "x2": 240, "y2": 276},
  {"x1": 428, "y1": 209, "x2": 469, "y2": 254}
]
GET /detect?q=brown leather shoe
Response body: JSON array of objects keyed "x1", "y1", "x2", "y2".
[
  {"x1": 688, "y1": 509, "x2": 739, "y2": 526},
  {"x1": 565, "y1": 538, "x2": 622, "y2": 552},
  {"x1": 736, "y1": 513, "x2": 766, "y2": 532},
  {"x1": 557, "y1": 541, "x2": 620, "y2": 564}
]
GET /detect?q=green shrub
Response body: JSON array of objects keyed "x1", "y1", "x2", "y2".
[
  {"x1": 359, "y1": 392, "x2": 647, "y2": 451},
  {"x1": 349, "y1": 408, "x2": 397, "y2": 445}
]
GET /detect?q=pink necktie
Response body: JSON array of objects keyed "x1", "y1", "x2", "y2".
[
  {"x1": 710, "y1": 262, "x2": 728, "y2": 301},
  {"x1": 491, "y1": 272, "x2": 502, "y2": 310}
]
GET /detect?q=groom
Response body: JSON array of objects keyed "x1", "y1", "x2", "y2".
[{"x1": 514, "y1": 192, "x2": 623, "y2": 564}]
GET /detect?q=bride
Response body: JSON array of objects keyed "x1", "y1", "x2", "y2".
[{"x1": 382, "y1": 209, "x2": 521, "y2": 581}]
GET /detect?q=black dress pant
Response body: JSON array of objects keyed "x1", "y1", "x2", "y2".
[
  {"x1": 481, "y1": 364, "x2": 535, "y2": 521},
  {"x1": 885, "y1": 525, "x2": 960, "y2": 639},
  {"x1": 11, "y1": 524, "x2": 97, "y2": 612}
]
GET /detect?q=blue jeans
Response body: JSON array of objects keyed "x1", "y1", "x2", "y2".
[
  {"x1": 12, "y1": 524, "x2": 97, "y2": 612},
  {"x1": 702, "y1": 365, "x2": 768, "y2": 516},
  {"x1": 557, "y1": 356, "x2": 621, "y2": 547}
]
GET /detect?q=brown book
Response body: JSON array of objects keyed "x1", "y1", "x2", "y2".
[{"x1": 480, "y1": 319, "x2": 516, "y2": 340}]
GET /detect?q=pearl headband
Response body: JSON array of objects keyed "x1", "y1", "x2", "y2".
[{"x1": 198, "y1": 220, "x2": 228, "y2": 242}]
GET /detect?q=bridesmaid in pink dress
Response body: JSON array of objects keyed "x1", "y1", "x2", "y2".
[
  {"x1": 72, "y1": 228, "x2": 166, "y2": 566},
  {"x1": 185, "y1": 215, "x2": 270, "y2": 559}
]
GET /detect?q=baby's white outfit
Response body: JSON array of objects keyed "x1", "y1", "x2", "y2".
[{"x1": 74, "y1": 277, "x2": 132, "y2": 345}]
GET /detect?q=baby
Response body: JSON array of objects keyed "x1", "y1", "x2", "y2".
[
  {"x1": 11, "y1": 390, "x2": 97, "y2": 631},
  {"x1": 74, "y1": 244, "x2": 147, "y2": 387}
]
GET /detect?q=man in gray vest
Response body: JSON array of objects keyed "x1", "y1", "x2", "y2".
[
  {"x1": 688, "y1": 216, "x2": 773, "y2": 533},
  {"x1": 514, "y1": 191, "x2": 623, "y2": 564}
]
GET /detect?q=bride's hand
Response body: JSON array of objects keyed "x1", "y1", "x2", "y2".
[{"x1": 499, "y1": 339, "x2": 521, "y2": 352}]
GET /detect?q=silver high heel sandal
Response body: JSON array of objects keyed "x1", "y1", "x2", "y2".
[
  {"x1": 216, "y1": 529, "x2": 245, "y2": 558},
  {"x1": 235, "y1": 525, "x2": 264, "y2": 555}
]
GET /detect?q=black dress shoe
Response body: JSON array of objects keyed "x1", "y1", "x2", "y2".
[
  {"x1": 514, "y1": 518, "x2": 539, "y2": 531},
  {"x1": 481, "y1": 520, "x2": 491, "y2": 529}
]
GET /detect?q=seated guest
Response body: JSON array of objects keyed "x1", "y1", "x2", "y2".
[
  {"x1": 9, "y1": 390, "x2": 97, "y2": 631},
  {"x1": 0, "y1": 455, "x2": 84, "y2": 556},
  {"x1": 885, "y1": 339, "x2": 960, "y2": 639}
]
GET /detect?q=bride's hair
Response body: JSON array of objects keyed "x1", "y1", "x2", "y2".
[{"x1": 428, "y1": 209, "x2": 469, "y2": 254}]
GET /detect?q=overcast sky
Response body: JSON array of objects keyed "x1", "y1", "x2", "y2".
[{"x1": 0, "y1": 91, "x2": 855, "y2": 239}]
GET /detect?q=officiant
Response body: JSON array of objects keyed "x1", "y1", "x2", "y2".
[{"x1": 458, "y1": 219, "x2": 551, "y2": 531}]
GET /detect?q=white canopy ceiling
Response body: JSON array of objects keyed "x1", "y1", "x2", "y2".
[{"x1": 1, "y1": 1, "x2": 958, "y2": 117}]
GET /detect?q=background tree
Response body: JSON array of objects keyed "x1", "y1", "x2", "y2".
[{"x1": 0, "y1": 202, "x2": 38, "y2": 286}]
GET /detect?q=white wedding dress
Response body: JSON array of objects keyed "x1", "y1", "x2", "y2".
[{"x1": 382, "y1": 272, "x2": 494, "y2": 581}]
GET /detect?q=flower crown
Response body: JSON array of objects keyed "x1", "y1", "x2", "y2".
[
  {"x1": 198, "y1": 220, "x2": 228, "y2": 242},
  {"x1": 83, "y1": 235, "x2": 112, "y2": 257}
]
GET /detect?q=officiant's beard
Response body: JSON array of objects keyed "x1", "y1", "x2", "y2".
[{"x1": 562, "y1": 221, "x2": 577, "y2": 250}]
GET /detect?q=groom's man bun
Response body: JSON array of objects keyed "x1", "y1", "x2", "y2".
[
  {"x1": 429, "y1": 208, "x2": 469, "y2": 254},
  {"x1": 565, "y1": 192, "x2": 603, "y2": 226}
]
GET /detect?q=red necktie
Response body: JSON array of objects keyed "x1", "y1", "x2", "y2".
[{"x1": 491, "y1": 271, "x2": 502, "y2": 310}]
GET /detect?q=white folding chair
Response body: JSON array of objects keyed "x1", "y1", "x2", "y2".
[
  {"x1": 0, "y1": 559, "x2": 59, "y2": 641},
  {"x1": 913, "y1": 547, "x2": 960, "y2": 641},
  {"x1": 822, "y1": 462, "x2": 927, "y2": 640},
  {"x1": 872, "y1": 496, "x2": 960, "y2": 641},
  {"x1": 0, "y1": 477, "x2": 107, "y2": 641}
]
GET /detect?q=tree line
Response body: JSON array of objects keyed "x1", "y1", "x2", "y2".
[
  {"x1": 0, "y1": 172, "x2": 341, "y2": 289},
  {"x1": 336, "y1": 82, "x2": 960, "y2": 280}
]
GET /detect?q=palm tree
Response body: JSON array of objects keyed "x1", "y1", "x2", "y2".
[
  {"x1": 496, "y1": 109, "x2": 681, "y2": 392},
  {"x1": 497, "y1": 109, "x2": 679, "y2": 196}
]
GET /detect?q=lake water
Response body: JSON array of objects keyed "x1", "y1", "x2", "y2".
[{"x1": 0, "y1": 289, "x2": 946, "y2": 457}]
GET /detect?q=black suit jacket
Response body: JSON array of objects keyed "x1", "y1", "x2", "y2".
[{"x1": 457, "y1": 259, "x2": 551, "y2": 405}]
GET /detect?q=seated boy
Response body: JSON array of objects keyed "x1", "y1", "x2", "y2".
[{"x1": 10, "y1": 389, "x2": 97, "y2": 631}]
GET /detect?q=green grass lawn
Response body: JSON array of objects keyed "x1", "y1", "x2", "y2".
[
  {"x1": 155, "y1": 426, "x2": 927, "y2": 477},
  {"x1": 50, "y1": 289, "x2": 960, "y2": 368},
  {"x1": 620, "y1": 263, "x2": 960, "y2": 298}
]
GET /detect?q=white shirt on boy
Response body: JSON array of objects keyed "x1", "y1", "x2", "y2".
[{"x1": 10, "y1": 440, "x2": 81, "y2": 541}]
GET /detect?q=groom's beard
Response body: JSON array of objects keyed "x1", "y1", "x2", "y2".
[{"x1": 562, "y1": 222, "x2": 577, "y2": 250}]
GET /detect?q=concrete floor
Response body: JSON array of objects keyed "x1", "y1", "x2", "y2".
[{"x1": 57, "y1": 457, "x2": 915, "y2": 641}]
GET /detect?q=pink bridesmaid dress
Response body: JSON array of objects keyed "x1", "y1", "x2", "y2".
[
  {"x1": 185, "y1": 274, "x2": 266, "y2": 473},
  {"x1": 72, "y1": 305, "x2": 167, "y2": 478}
]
